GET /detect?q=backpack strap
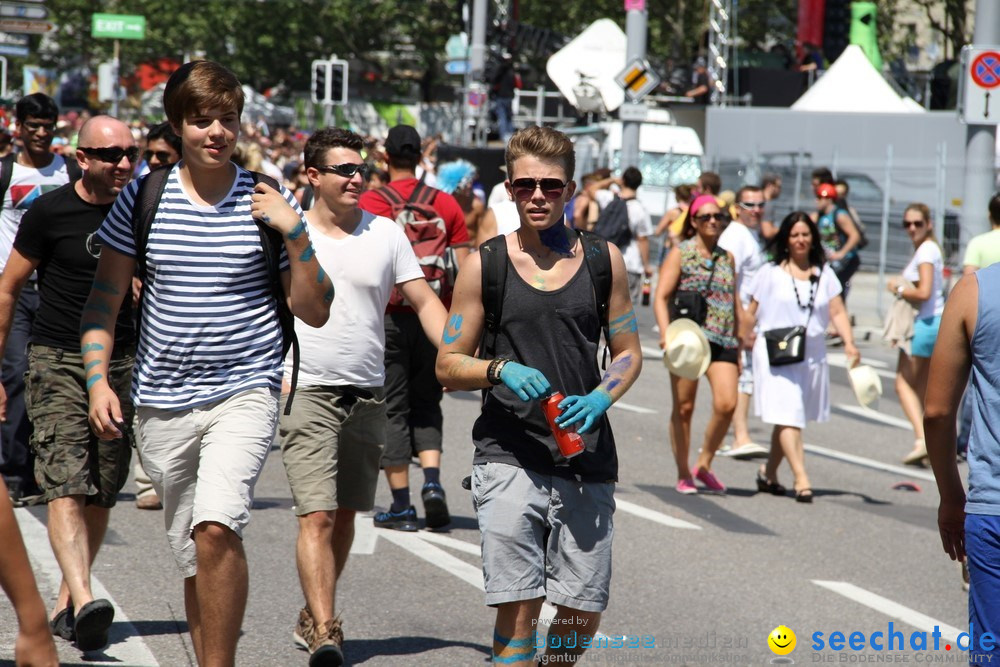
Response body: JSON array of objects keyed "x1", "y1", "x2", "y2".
[
  {"x1": 131, "y1": 165, "x2": 173, "y2": 285},
  {"x1": 411, "y1": 182, "x2": 438, "y2": 208},
  {"x1": 578, "y1": 230, "x2": 613, "y2": 369},
  {"x1": 249, "y1": 171, "x2": 300, "y2": 416},
  {"x1": 374, "y1": 184, "x2": 408, "y2": 218},
  {"x1": 479, "y1": 234, "x2": 508, "y2": 361},
  {"x1": 0, "y1": 154, "x2": 15, "y2": 211}
]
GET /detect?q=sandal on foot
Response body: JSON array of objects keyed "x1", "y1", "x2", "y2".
[
  {"x1": 795, "y1": 489, "x2": 814, "y2": 503},
  {"x1": 50, "y1": 606, "x2": 75, "y2": 641},
  {"x1": 74, "y1": 599, "x2": 114, "y2": 651},
  {"x1": 755, "y1": 469, "x2": 786, "y2": 496}
]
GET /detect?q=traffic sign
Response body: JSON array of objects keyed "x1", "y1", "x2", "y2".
[
  {"x1": 444, "y1": 60, "x2": 468, "y2": 75},
  {"x1": 0, "y1": 17, "x2": 51, "y2": 34},
  {"x1": 91, "y1": 13, "x2": 145, "y2": 40},
  {"x1": 960, "y1": 45, "x2": 1000, "y2": 126},
  {"x1": 0, "y1": 43, "x2": 27, "y2": 56},
  {"x1": 0, "y1": 4, "x2": 47, "y2": 20},
  {"x1": 614, "y1": 58, "x2": 660, "y2": 102},
  {"x1": 0, "y1": 31, "x2": 28, "y2": 46},
  {"x1": 617, "y1": 102, "x2": 648, "y2": 121}
]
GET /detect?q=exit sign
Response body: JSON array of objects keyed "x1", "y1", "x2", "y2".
[{"x1": 91, "y1": 13, "x2": 145, "y2": 40}]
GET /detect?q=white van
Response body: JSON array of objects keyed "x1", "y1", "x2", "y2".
[{"x1": 599, "y1": 110, "x2": 704, "y2": 222}]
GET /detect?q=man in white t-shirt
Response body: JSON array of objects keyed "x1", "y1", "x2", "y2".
[
  {"x1": 280, "y1": 128, "x2": 447, "y2": 665},
  {"x1": 0, "y1": 93, "x2": 78, "y2": 505},
  {"x1": 588, "y1": 166, "x2": 653, "y2": 303},
  {"x1": 719, "y1": 186, "x2": 769, "y2": 460}
]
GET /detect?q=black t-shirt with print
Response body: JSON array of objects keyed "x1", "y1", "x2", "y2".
[{"x1": 14, "y1": 182, "x2": 134, "y2": 350}]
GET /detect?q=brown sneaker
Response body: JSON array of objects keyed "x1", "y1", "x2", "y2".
[
  {"x1": 293, "y1": 607, "x2": 315, "y2": 651},
  {"x1": 135, "y1": 493, "x2": 162, "y2": 510},
  {"x1": 308, "y1": 615, "x2": 344, "y2": 667}
]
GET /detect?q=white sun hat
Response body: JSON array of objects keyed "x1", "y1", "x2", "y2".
[
  {"x1": 663, "y1": 319, "x2": 711, "y2": 380},
  {"x1": 849, "y1": 364, "x2": 883, "y2": 408}
]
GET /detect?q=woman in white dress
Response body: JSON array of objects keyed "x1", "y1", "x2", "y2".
[
  {"x1": 887, "y1": 203, "x2": 945, "y2": 465},
  {"x1": 746, "y1": 212, "x2": 859, "y2": 502}
]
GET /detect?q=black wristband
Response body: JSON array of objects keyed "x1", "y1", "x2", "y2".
[{"x1": 487, "y1": 358, "x2": 510, "y2": 385}]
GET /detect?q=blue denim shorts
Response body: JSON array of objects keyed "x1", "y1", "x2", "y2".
[
  {"x1": 966, "y1": 514, "x2": 1000, "y2": 661},
  {"x1": 911, "y1": 315, "x2": 941, "y2": 358}
]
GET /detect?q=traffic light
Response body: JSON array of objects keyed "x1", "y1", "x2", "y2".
[
  {"x1": 311, "y1": 60, "x2": 331, "y2": 104},
  {"x1": 329, "y1": 61, "x2": 348, "y2": 105},
  {"x1": 850, "y1": 1, "x2": 882, "y2": 70},
  {"x1": 823, "y1": 0, "x2": 850, "y2": 64}
]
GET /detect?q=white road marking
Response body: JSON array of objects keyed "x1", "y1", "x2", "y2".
[
  {"x1": 813, "y1": 580, "x2": 963, "y2": 644},
  {"x1": 614, "y1": 498, "x2": 702, "y2": 530},
  {"x1": 350, "y1": 513, "x2": 378, "y2": 555},
  {"x1": 828, "y1": 352, "x2": 891, "y2": 370},
  {"x1": 15, "y1": 509, "x2": 160, "y2": 667},
  {"x1": 804, "y1": 443, "x2": 936, "y2": 481},
  {"x1": 611, "y1": 401, "x2": 658, "y2": 415},
  {"x1": 412, "y1": 529, "x2": 482, "y2": 556},
  {"x1": 835, "y1": 404, "x2": 913, "y2": 431},
  {"x1": 641, "y1": 345, "x2": 663, "y2": 359}
]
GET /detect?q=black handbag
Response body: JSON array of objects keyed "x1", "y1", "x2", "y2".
[
  {"x1": 764, "y1": 271, "x2": 818, "y2": 367},
  {"x1": 669, "y1": 249, "x2": 720, "y2": 326}
]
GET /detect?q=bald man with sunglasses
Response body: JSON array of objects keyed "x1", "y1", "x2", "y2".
[{"x1": 0, "y1": 116, "x2": 138, "y2": 653}]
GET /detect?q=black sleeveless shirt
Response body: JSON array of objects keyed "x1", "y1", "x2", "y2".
[{"x1": 472, "y1": 255, "x2": 618, "y2": 482}]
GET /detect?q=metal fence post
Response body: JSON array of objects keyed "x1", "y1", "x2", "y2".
[
  {"x1": 793, "y1": 148, "x2": 804, "y2": 211},
  {"x1": 876, "y1": 144, "x2": 894, "y2": 320}
]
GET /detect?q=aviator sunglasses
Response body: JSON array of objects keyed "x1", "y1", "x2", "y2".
[
  {"x1": 510, "y1": 177, "x2": 568, "y2": 200},
  {"x1": 693, "y1": 212, "x2": 731, "y2": 223},
  {"x1": 902, "y1": 219, "x2": 925, "y2": 229},
  {"x1": 80, "y1": 146, "x2": 140, "y2": 164},
  {"x1": 315, "y1": 162, "x2": 371, "y2": 179}
]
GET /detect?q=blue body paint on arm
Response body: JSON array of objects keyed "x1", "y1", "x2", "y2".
[
  {"x1": 442, "y1": 314, "x2": 463, "y2": 344},
  {"x1": 81, "y1": 343, "x2": 105, "y2": 353},
  {"x1": 286, "y1": 219, "x2": 307, "y2": 240},
  {"x1": 86, "y1": 374, "x2": 104, "y2": 389},
  {"x1": 85, "y1": 360, "x2": 101, "y2": 371},
  {"x1": 298, "y1": 244, "x2": 315, "y2": 263}
]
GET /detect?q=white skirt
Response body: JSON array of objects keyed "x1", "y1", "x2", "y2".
[{"x1": 751, "y1": 336, "x2": 830, "y2": 429}]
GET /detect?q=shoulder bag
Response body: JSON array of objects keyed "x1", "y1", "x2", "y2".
[
  {"x1": 764, "y1": 269, "x2": 818, "y2": 366},
  {"x1": 669, "y1": 248, "x2": 721, "y2": 326}
]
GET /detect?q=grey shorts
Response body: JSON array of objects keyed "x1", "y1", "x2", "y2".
[
  {"x1": 472, "y1": 462, "x2": 615, "y2": 613},
  {"x1": 280, "y1": 386, "x2": 386, "y2": 516}
]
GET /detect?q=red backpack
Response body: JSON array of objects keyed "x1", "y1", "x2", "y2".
[{"x1": 375, "y1": 182, "x2": 452, "y2": 306}]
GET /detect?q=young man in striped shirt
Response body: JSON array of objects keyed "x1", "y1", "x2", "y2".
[{"x1": 80, "y1": 61, "x2": 333, "y2": 666}]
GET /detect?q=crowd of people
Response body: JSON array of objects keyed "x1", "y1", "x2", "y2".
[{"x1": 0, "y1": 57, "x2": 997, "y2": 667}]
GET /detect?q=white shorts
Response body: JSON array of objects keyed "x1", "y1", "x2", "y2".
[{"x1": 136, "y1": 387, "x2": 278, "y2": 578}]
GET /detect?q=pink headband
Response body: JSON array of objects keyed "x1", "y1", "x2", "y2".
[{"x1": 689, "y1": 194, "x2": 720, "y2": 217}]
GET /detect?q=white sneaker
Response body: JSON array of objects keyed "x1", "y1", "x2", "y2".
[{"x1": 728, "y1": 443, "x2": 770, "y2": 460}]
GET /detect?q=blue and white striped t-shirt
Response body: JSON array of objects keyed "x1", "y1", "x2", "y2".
[{"x1": 97, "y1": 163, "x2": 296, "y2": 410}]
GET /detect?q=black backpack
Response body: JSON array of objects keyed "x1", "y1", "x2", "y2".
[
  {"x1": 0, "y1": 152, "x2": 82, "y2": 208},
  {"x1": 479, "y1": 230, "x2": 613, "y2": 368},
  {"x1": 591, "y1": 194, "x2": 633, "y2": 250},
  {"x1": 130, "y1": 166, "x2": 300, "y2": 414}
]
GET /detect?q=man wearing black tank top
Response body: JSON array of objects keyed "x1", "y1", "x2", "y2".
[{"x1": 436, "y1": 127, "x2": 642, "y2": 666}]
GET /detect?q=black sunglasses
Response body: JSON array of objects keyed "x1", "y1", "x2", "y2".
[
  {"x1": 315, "y1": 163, "x2": 371, "y2": 179},
  {"x1": 80, "y1": 146, "x2": 140, "y2": 164},
  {"x1": 144, "y1": 150, "x2": 175, "y2": 164},
  {"x1": 902, "y1": 219, "x2": 925, "y2": 229},
  {"x1": 510, "y1": 177, "x2": 568, "y2": 199},
  {"x1": 694, "y1": 212, "x2": 730, "y2": 223}
]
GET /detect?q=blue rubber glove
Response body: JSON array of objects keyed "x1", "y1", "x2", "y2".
[
  {"x1": 556, "y1": 390, "x2": 613, "y2": 434},
  {"x1": 498, "y1": 361, "x2": 552, "y2": 401}
]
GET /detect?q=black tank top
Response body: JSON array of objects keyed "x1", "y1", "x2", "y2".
[{"x1": 472, "y1": 254, "x2": 618, "y2": 482}]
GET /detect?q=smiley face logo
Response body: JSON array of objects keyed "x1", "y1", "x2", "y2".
[{"x1": 768, "y1": 625, "x2": 796, "y2": 655}]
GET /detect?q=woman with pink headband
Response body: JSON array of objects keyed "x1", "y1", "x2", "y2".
[{"x1": 653, "y1": 194, "x2": 744, "y2": 495}]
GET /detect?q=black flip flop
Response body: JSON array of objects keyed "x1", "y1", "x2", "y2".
[
  {"x1": 50, "y1": 606, "x2": 75, "y2": 641},
  {"x1": 74, "y1": 599, "x2": 114, "y2": 651}
]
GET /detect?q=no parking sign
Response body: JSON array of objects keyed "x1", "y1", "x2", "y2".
[{"x1": 960, "y1": 45, "x2": 1000, "y2": 125}]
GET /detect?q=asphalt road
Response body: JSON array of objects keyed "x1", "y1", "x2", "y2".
[{"x1": 0, "y1": 301, "x2": 970, "y2": 667}]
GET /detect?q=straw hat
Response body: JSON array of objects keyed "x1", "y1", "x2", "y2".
[
  {"x1": 663, "y1": 319, "x2": 711, "y2": 380},
  {"x1": 848, "y1": 365, "x2": 883, "y2": 408}
]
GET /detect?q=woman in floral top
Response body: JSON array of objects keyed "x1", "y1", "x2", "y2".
[{"x1": 654, "y1": 195, "x2": 743, "y2": 495}]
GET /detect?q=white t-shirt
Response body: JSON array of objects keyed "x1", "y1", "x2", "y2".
[
  {"x1": 902, "y1": 239, "x2": 944, "y2": 319},
  {"x1": 291, "y1": 210, "x2": 424, "y2": 387},
  {"x1": 0, "y1": 155, "x2": 71, "y2": 270},
  {"x1": 595, "y1": 189, "x2": 652, "y2": 274},
  {"x1": 491, "y1": 199, "x2": 521, "y2": 237},
  {"x1": 718, "y1": 220, "x2": 765, "y2": 307}
]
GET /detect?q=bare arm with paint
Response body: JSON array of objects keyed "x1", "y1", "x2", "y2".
[
  {"x1": 0, "y1": 250, "x2": 40, "y2": 421},
  {"x1": 251, "y1": 182, "x2": 333, "y2": 327},
  {"x1": 435, "y1": 250, "x2": 493, "y2": 390},
  {"x1": 399, "y1": 277, "x2": 448, "y2": 348},
  {"x1": 81, "y1": 246, "x2": 134, "y2": 440},
  {"x1": 556, "y1": 244, "x2": 643, "y2": 433}
]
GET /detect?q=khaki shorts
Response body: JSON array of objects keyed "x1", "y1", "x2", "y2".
[
  {"x1": 136, "y1": 387, "x2": 277, "y2": 578},
  {"x1": 280, "y1": 386, "x2": 386, "y2": 516},
  {"x1": 26, "y1": 345, "x2": 134, "y2": 508}
]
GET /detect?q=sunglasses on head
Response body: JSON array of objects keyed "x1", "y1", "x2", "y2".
[
  {"x1": 902, "y1": 219, "x2": 925, "y2": 229},
  {"x1": 315, "y1": 162, "x2": 371, "y2": 179},
  {"x1": 694, "y1": 212, "x2": 730, "y2": 223},
  {"x1": 144, "y1": 150, "x2": 174, "y2": 164},
  {"x1": 80, "y1": 146, "x2": 140, "y2": 164},
  {"x1": 510, "y1": 177, "x2": 568, "y2": 200}
]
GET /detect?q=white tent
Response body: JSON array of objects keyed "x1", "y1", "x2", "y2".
[{"x1": 792, "y1": 45, "x2": 924, "y2": 113}]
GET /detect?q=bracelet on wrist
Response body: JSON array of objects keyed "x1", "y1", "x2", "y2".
[{"x1": 487, "y1": 358, "x2": 511, "y2": 385}]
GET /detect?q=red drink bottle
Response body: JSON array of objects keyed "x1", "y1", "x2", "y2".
[{"x1": 542, "y1": 393, "x2": 585, "y2": 459}]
